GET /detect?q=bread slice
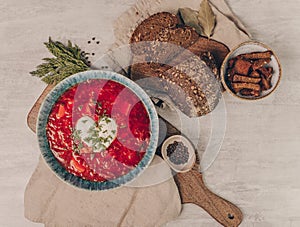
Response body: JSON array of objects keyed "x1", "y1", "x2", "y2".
[
  {"x1": 129, "y1": 12, "x2": 229, "y2": 117},
  {"x1": 131, "y1": 58, "x2": 221, "y2": 117},
  {"x1": 169, "y1": 37, "x2": 229, "y2": 68},
  {"x1": 130, "y1": 12, "x2": 179, "y2": 46},
  {"x1": 167, "y1": 37, "x2": 229, "y2": 92},
  {"x1": 163, "y1": 55, "x2": 221, "y2": 117},
  {"x1": 130, "y1": 12, "x2": 199, "y2": 63}
]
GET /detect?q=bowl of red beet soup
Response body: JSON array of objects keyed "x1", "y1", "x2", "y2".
[{"x1": 37, "y1": 70, "x2": 159, "y2": 190}]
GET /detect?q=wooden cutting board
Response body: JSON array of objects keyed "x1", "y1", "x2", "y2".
[
  {"x1": 159, "y1": 117, "x2": 243, "y2": 226},
  {"x1": 28, "y1": 85, "x2": 243, "y2": 226},
  {"x1": 27, "y1": 84, "x2": 54, "y2": 133},
  {"x1": 175, "y1": 164, "x2": 243, "y2": 227}
]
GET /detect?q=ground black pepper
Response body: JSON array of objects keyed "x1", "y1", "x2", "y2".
[{"x1": 166, "y1": 141, "x2": 189, "y2": 165}]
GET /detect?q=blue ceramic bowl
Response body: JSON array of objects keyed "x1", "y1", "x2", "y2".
[{"x1": 37, "y1": 70, "x2": 159, "y2": 190}]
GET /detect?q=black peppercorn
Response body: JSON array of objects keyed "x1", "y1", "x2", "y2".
[{"x1": 166, "y1": 141, "x2": 189, "y2": 165}]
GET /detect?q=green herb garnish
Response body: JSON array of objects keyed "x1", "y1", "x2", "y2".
[
  {"x1": 77, "y1": 105, "x2": 83, "y2": 111},
  {"x1": 30, "y1": 37, "x2": 89, "y2": 85},
  {"x1": 96, "y1": 102, "x2": 102, "y2": 108},
  {"x1": 71, "y1": 115, "x2": 117, "y2": 155}
]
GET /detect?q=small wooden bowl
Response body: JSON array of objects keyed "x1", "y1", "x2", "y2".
[
  {"x1": 221, "y1": 40, "x2": 282, "y2": 100},
  {"x1": 161, "y1": 135, "x2": 196, "y2": 173}
]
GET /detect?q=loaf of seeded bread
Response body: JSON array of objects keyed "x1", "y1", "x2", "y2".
[
  {"x1": 132, "y1": 58, "x2": 221, "y2": 117},
  {"x1": 130, "y1": 12, "x2": 229, "y2": 117}
]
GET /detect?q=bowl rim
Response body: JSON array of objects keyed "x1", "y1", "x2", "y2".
[
  {"x1": 220, "y1": 40, "x2": 282, "y2": 101},
  {"x1": 36, "y1": 70, "x2": 159, "y2": 191},
  {"x1": 161, "y1": 135, "x2": 196, "y2": 173}
]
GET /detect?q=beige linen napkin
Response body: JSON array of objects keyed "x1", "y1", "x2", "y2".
[
  {"x1": 25, "y1": 156, "x2": 181, "y2": 227},
  {"x1": 25, "y1": 0, "x2": 250, "y2": 226}
]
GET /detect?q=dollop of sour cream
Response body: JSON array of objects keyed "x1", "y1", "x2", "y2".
[{"x1": 75, "y1": 115, "x2": 118, "y2": 152}]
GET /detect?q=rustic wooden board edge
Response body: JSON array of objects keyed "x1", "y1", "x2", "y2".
[{"x1": 27, "y1": 84, "x2": 55, "y2": 133}]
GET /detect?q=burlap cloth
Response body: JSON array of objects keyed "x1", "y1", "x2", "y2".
[{"x1": 24, "y1": 0, "x2": 250, "y2": 226}]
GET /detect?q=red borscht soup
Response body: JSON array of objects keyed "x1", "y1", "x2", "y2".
[{"x1": 46, "y1": 79, "x2": 151, "y2": 182}]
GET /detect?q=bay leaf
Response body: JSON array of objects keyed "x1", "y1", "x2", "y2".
[
  {"x1": 197, "y1": 0, "x2": 216, "y2": 38},
  {"x1": 178, "y1": 8, "x2": 202, "y2": 35}
]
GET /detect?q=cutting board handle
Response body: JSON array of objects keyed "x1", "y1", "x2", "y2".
[{"x1": 176, "y1": 169, "x2": 243, "y2": 227}]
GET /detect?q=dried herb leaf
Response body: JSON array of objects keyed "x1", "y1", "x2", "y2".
[
  {"x1": 178, "y1": 0, "x2": 216, "y2": 38},
  {"x1": 197, "y1": 0, "x2": 216, "y2": 38},
  {"x1": 178, "y1": 8, "x2": 202, "y2": 34}
]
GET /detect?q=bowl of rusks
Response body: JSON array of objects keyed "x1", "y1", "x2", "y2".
[{"x1": 221, "y1": 41, "x2": 282, "y2": 100}]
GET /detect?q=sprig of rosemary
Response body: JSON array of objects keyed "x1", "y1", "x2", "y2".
[{"x1": 30, "y1": 37, "x2": 90, "y2": 85}]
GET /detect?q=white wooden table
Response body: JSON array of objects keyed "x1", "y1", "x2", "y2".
[{"x1": 0, "y1": 0, "x2": 299, "y2": 226}]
